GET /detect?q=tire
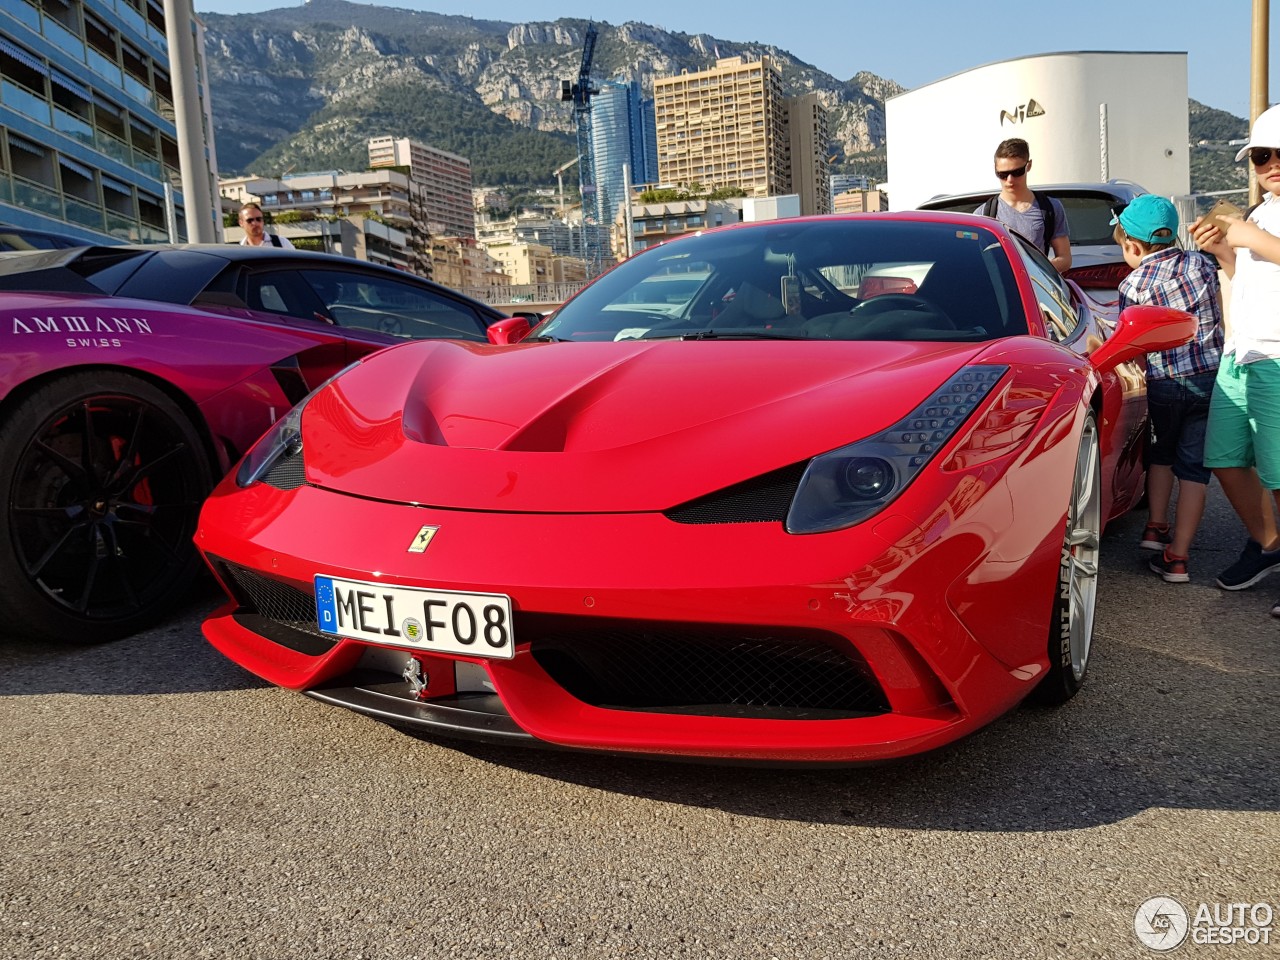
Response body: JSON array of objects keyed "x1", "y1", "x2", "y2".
[
  {"x1": 0, "y1": 372, "x2": 213, "y2": 644},
  {"x1": 1033, "y1": 410, "x2": 1101, "y2": 705}
]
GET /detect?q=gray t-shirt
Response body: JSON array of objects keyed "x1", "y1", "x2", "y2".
[{"x1": 975, "y1": 194, "x2": 1069, "y2": 254}]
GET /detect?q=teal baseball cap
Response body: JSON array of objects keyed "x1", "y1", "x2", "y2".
[{"x1": 1110, "y1": 194, "x2": 1178, "y2": 243}]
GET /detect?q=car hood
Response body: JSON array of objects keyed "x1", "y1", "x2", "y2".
[{"x1": 302, "y1": 338, "x2": 996, "y2": 512}]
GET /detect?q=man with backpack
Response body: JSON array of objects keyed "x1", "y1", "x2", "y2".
[{"x1": 978, "y1": 138, "x2": 1071, "y2": 273}]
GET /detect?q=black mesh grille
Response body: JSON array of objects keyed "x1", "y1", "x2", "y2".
[
  {"x1": 665, "y1": 462, "x2": 808, "y2": 525},
  {"x1": 210, "y1": 558, "x2": 334, "y2": 654},
  {"x1": 262, "y1": 451, "x2": 306, "y2": 490},
  {"x1": 529, "y1": 618, "x2": 888, "y2": 719}
]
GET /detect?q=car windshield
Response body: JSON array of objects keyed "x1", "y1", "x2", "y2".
[{"x1": 538, "y1": 219, "x2": 1026, "y2": 343}]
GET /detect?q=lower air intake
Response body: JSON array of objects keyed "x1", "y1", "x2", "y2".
[{"x1": 530, "y1": 620, "x2": 888, "y2": 719}]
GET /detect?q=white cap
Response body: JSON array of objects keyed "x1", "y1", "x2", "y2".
[{"x1": 1235, "y1": 104, "x2": 1280, "y2": 161}]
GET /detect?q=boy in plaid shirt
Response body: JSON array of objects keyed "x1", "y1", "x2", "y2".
[{"x1": 1113, "y1": 195, "x2": 1223, "y2": 582}]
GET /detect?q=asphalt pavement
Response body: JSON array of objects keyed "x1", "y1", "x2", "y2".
[{"x1": 1, "y1": 485, "x2": 1276, "y2": 959}]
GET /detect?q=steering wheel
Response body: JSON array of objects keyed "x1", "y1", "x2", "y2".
[
  {"x1": 377, "y1": 315, "x2": 404, "y2": 335},
  {"x1": 850, "y1": 294, "x2": 956, "y2": 329}
]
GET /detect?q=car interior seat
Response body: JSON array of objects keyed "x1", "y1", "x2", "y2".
[{"x1": 713, "y1": 280, "x2": 788, "y2": 327}]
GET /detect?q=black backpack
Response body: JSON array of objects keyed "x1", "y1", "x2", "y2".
[
  {"x1": 269, "y1": 233, "x2": 282, "y2": 247},
  {"x1": 982, "y1": 193, "x2": 1056, "y2": 254}
]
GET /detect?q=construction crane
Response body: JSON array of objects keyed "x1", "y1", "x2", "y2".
[
  {"x1": 559, "y1": 23, "x2": 601, "y2": 276},
  {"x1": 552, "y1": 156, "x2": 579, "y2": 220}
]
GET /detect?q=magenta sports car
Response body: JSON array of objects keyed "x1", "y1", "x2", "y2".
[{"x1": 0, "y1": 244, "x2": 518, "y2": 644}]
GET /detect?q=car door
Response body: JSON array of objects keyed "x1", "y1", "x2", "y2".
[
  {"x1": 1016, "y1": 237, "x2": 1148, "y2": 512},
  {"x1": 297, "y1": 269, "x2": 491, "y2": 345},
  {"x1": 236, "y1": 262, "x2": 413, "y2": 368}
]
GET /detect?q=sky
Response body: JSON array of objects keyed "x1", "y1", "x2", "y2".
[{"x1": 191, "y1": 0, "x2": 1280, "y2": 118}]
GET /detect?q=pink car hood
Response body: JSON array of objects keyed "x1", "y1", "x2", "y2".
[{"x1": 301, "y1": 338, "x2": 992, "y2": 513}]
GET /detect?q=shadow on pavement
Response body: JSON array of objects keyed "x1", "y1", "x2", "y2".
[
  {"x1": 0, "y1": 580, "x2": 268, "y2": 696},
  {"x1": 439, "y1": 501, "x2": 1280, "y2": 831}
]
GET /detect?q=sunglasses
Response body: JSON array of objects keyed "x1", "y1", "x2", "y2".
[
  {"x1": 1249, "y1": 148, "x2": 1280, "y2": 167},
  {"x1": 242, "y1": 216, "x2": 264, "y2": 223},
  {"x1": 995, "y1": 163, "x2": 1028, "y2": 180}
]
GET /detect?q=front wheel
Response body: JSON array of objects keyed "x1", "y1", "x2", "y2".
[
  {"x1": 0, "y1": 372, "x2": 213, "y2": 644},
  {"x1": 1034, "y1": 410, "x2": 1101, "y2": 704}
]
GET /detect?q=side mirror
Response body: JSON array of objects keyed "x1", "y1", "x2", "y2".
[
  {"x1": 1089, "y1": 304, "x2": 1196, "y2": 373},
  {"x1": 508, "y1": 310, "x2": 546, "y2": 325},
  {"x1": 487, "y1": 316, "x2": 532, "y2": 345}
]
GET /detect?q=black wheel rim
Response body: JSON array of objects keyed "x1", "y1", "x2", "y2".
[{"x1": 9, "y1": 392, "x2": 204, "y2": 624}]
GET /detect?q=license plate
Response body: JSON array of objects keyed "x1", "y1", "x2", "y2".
[{"x1": 314, "y1": 575, "x2": 515, "y2": 659}]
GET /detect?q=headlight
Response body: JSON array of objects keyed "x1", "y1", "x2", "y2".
[
  {"x1": 786, "y1": 365, "x2": 1008, "y2": 534},
  {"x1": 235, "y1": 363, "x2": 359, "y2": 488}
]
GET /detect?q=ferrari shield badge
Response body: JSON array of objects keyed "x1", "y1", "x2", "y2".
[{"x1": 407, "y1": 525, "x2": 439, "y2": 553}]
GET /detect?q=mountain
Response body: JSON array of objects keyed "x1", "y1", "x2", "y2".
[
  {"x1": 1188, "y1": 99, "x2": 1250, "y2": 193},
  {"x1": 203, "y1": 1, "x2": 1242, "y2": 195},
  {"x1": 202, "y1": 0, "x2": 899, "y2": 188}
]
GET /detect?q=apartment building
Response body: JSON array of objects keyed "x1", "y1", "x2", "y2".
[
  {"x1": 0, "y1": 0, "x2": 218, "y2": 242},
  {"x1": 368, "y1": 135, "x2": 475, "y2": 239},
  {"x1": 611, "y1": 197, "x2": 744, "y2": 261},
  {"x1": 484, "y1": 238, "x2": 586, "y2": 286},
  {"x1": 832, "y1": 188, "x2": 886, "y2": 213},
  {"x1": 231, "y1": 169, "x2": 430, "y2": 274},
  {"x1": 787, "y1": 92, "x2": 832, "y2": 216},
  {"x1": 654, "y1": 56, "x2": 789, "y2": 200},
  {"x1": 477, "y1": 209, "x2": 585, "y2": 260},
  {"x1": 429, "y1": 235, "x2": 510, "y2": 297}
]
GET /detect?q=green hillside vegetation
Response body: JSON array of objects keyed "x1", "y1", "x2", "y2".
[
  {"x1": 252, "y1": 80, "x2": 576, "y2": 185},
  {"x1": 1189, "y1": 99, "x2": 1249, "y2": 141}
]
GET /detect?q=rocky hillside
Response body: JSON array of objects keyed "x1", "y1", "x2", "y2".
[
  {"x1": 204, "y1": 0, "x2": 1242, "y2": 194},
  {"x1": 202, "y1": 0, "x2": 900, "y2": 186}
]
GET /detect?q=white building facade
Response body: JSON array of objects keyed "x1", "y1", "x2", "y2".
[{"x1": 885, "y1": 52, "x2": 1190, "y2": 211}]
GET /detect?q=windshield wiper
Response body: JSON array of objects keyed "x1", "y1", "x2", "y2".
[{"x1": 678, "y1": 329, "x2": 809, "y2": 341}]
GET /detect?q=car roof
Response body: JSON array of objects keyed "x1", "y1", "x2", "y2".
[
  {"x1": 117, "y1": 242, "x2": 428, "y2": 273},
  {"x1": 917, "y1": 181, "x2": 1149, "y2": 208},
  {"x1": 0, "y1": 243, "x2": 500, "y2": 314}
]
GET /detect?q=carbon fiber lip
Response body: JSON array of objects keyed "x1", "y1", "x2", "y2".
[{"x1": 303, "y1": 673, "x2": 533, "y2": 745}]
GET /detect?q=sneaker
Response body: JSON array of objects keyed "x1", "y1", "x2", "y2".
[
  {"x1": 1150, "y1": 549, "x2": 1190, "y2": 583},
  {"x1": 1215, "y1": 539, "x2": 1280, "y2": 590},
  {"x1": 1139, "y1": 522, "x2": 1172, "y2": 551}
]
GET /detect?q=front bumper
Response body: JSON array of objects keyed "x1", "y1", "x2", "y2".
[{"x1": 198, "y1": 478, "x2": 1057, "y2": 764}]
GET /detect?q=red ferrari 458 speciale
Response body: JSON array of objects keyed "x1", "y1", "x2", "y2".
[{"x1": 198, "y1": 213, "x2": 1194, "y2": 764}]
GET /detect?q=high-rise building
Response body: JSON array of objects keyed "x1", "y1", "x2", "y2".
[
  {"x1": 787, "y1": 93, "x2": 832, "y2": 216},
  {"x1": 653, "y1": 56, "x2": 832, "y2": 216},
  {"x1": 589, "y1": 78, "x2": 657, "y2": 229},
  {"x1": 654, "y1": 56, "x2": 789, "y2": 199},
  {"x1": 0, "y1": 0, "x2": 218, "y2": 242},
  {"x1": 368, "y1": 136, "x2": 475, "y2": 240}
]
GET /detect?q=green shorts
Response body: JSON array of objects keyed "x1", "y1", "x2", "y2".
[{"x1": 1204, "y1": 353, "x2": 1280, "y2": 489}]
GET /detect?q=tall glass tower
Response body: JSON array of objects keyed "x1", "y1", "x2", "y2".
[
  {"x1": 0, "y1": 0, "x2": 217, "y2": 242},
  {"x1": 590, "y1": 78, "x2": 657, "y2": 230}
]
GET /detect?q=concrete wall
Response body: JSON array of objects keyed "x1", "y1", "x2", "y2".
[
  {"x1": 742, "y1": 195, "x2": 801, "y2": 222},
  {"x1": 885, "y1": 51, "x2": 1190, "y2": 210}
]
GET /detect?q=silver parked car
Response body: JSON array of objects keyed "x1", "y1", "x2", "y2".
[{"x1": 917, "y1": 180, "x2": 1149, "y2": 289}]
